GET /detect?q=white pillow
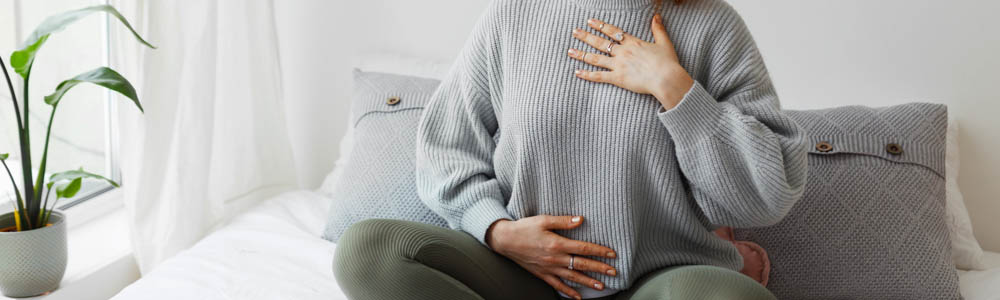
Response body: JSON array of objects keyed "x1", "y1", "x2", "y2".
[
  {"x1": 317, "y1": 54, "x2": 453, "y2": 197},
  {"x1": 946, "y1": 113, "x2": 986, "y2": 270}
]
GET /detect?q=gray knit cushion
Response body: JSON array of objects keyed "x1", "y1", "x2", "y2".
[
  {"x1": 321, "y1": 70, "x2": 448, "y2": 242},
  {"x1": 734, "y1": 103, "x2": 960, "y2": 299}
]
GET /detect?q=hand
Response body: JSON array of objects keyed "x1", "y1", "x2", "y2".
[
  {"x1": 568, "y1": 14, "x2": 694, "y2": 110},
  {"x1": 486, "y1": 215, "x2": 618, "y2": 300}
]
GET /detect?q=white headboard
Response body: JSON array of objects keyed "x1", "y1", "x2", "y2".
[{"x1": 273, "y1": 0, "x2": 1000, "y2": 251}]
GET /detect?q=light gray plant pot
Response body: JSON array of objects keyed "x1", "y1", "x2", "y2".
[{"x1": 0, "y1": 211, "x2": 67, "y2": 298}]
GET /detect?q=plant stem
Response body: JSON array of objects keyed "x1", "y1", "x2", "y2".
[
  {"x1": 1, "y1": 159, "x2": 25, "y2": 208},
  {"x1": 0, "y1": 57, "x2": 31, "y2": 229},
  {"x1": 39, "y1": 185, "x2": 50, "y2": 225},
  {"x1": 1, "y1": 159, "x2": 29, "y2": 230},
  {"x1": 10, "y1": 200, "x2": 21, "y2": 231},
  {"x1": 42, "y1": 187, "x2": 57, "y2": 226},
  {"x1": 20, "y1": 67, "x2": 36, "y2": 229},
  {"x1": 0, "y1": 57, "x2": 24, "y2": 133},
  {"x1": 34, "y1": 106, "x2": 57, "y2": 217}
]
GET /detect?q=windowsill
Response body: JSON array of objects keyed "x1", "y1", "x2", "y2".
[{"x1": 3, "y1": 190, "x2": 139, "y2": 300}]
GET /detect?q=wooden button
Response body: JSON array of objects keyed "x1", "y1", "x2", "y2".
[
  {"x1": 386, "y1": 96, "x2": 401, "y2": 106},
  {"x1": 815, "y1": 141, "x2": 833, "y2": 153},
  {"x1": 886, "y1": 143, "x2": 903, "y2": 155}
]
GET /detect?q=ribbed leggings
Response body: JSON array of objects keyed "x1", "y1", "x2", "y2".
[{"x1": 333, "y1": 219, "x2": 776, "y2": 300}]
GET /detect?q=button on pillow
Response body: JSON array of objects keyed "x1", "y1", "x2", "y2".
[
  {"x1": 734, "y1": 103, "x2": 960, "y2": 299},
  {"x1": 322, "y1": 70, "x2": 447, "y2": 242}
]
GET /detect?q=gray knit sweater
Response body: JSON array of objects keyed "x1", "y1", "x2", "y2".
[{"x1": 415, "y1": 0, "x2": 809, "y2": 292}]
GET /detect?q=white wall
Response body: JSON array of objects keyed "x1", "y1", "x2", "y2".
[
  {"x1": 273, "y1": 0, "x2": 1000, "y2": 251},
  {"x1": 272, "y1": 0, "x2": 490, "y2": 189}
]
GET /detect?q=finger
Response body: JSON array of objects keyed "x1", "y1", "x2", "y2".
[
  {"x1": 553, "y1": 268, "x2": 605, "y2": 291},
  {"x1": 567, "y1": 49, "x2": 612, "y2": 69},
  {"x1": 650, "y1": 14, "x2": 670, "y2": 46},
  {"x1": 572, "y1": 28, "x2": 616, "y2": 54},
  {"x1": 540, "y1": 215, "x2": 583, "y2": 230},
  {"x1": 586, "y1": 18, "x2": 635, "y2": 44},
  {"x1": 574, "y1": 70, "x2": 616, "y2": 84},
  {"x1": 561, "y1": 239, "x2": 617, "y2": 259},
  {"x1": 541, "y1": 274, "x2": 581, "y2": 300},
  {"x1": 565, "y1": 255, "x2": 618, "y2": 276}
]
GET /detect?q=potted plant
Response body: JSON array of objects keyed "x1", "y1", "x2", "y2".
[{"x1": 0, "y1": 5, "x2": 153, "y2": 298}]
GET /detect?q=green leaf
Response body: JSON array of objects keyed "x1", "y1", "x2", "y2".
[
  {"x1": 10, "y1": 4, "x2": 155, "y2": 78},
  {"x1": 9, "y1": 35, "x2": 48, "y2": 78},
  {"x1": 47, "y1": 168, "x2": 119, "y2": 190},
  {"x1": 55, "y1": 178, "x2": 82, "y2": 199},
  {"x1": 44, "y1": 67, "x2": 143, "y2": 112},
  {"x1": 0, "y1": 153, "x2": 7, "y2": 160}
]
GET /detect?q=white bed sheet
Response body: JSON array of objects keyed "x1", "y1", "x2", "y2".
[
  {"x1": 112, "y1": 190, "x2": 1000, "y2": 300},
  {"x1": 959, "y1": 251, "x2": 1000, "y2": 300},
  {"x1": 112, "y1": 190, "x2": 346, "y2": 300}
]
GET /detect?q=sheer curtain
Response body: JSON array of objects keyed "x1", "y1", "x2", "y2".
[{"x1": 110, "y1": 0, "x2": 298, "y2": 274}]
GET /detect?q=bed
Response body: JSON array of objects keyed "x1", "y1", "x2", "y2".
[
  {"x1": 112, "y1": 191, "x2": 345, "y2": 300},
  {"x1": 111, "y1": 189, "x2": 1000, "y2": 300}
]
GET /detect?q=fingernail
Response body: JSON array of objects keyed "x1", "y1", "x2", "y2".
[
  {"x1": 571, "y1": 216, "x2": 581, "y2": 223},
  {"x1": 588, "y1": 19, "x2": 597, "y2": 25},
  {"x1": 567, "y1": 49, "x2": 577, "y2": 56},
  {"x1": 594, "y1": 283, "x2": 603, "y2": 290},
  {"x1": 607, "y1": 269, "x2": 617, "y2": 276},
  {"x1": 607, "y1": 252, "x2": 616, "y2": 258}
]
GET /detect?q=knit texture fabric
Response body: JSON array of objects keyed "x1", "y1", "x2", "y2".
[
  {"x1": 322, "y1": 70, "x2": 449, "y2": 242},
  {"x1": 415, "y1": 0, "x2": 809, "y2": 291},
  {"x1": 734, "y1": 104, "x2": 962, "y2": 299}
]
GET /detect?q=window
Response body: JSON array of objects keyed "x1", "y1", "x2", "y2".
[{"x1": 1, "y1": 0, "x2": 118, "y2": 210}]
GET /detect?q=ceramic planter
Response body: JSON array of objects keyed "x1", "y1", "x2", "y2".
[{"x1": 0, "y1": 211, "x2": 67, "y2": 298}]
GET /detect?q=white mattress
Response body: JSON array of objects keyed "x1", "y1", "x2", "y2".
[{"x1": 112, "y1": 190, "x2": 1000, "y2": 300}]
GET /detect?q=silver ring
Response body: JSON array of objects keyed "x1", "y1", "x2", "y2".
[
  {"x1": 582, "y1": 52, "x2": 588, "y2": 61},
  {"x1": 614, "y1": 32, "x2": 624, "y2": 42},
  {"x1": 606, "y1": 42, "x2": 615, "y2": 54},
  {"x1": 568, "y1": 255, "x2": 575, "y2": 270},
  {"x1": 599, "y1": 23, "x2": 605, "y2": 30}
]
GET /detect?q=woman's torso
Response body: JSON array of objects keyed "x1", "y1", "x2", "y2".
[{"x1": 482, "y1": 0, "x2": 744, "y2": 290}]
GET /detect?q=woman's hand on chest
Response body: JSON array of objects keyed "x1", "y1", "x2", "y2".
[{"x1": 568, "y1": 14, "x2": 693, "y2": 111}]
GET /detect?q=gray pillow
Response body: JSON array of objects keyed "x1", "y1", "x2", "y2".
[
  {"x1": 735, "y1": 103, "x2": 961, "y2": 299},
  {"x1": 322, "y1": 70, "x2": 448, "y2": 242}
]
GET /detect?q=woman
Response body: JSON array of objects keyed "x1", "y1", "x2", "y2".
[{"x1": 335, "y1": 0, "x2": 807, "y2": 299}]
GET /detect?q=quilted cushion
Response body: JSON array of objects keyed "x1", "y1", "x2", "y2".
[
  {"x1": 734, "y1": 103, "x2": 961, "y2": 299},
  {"x1": 321, "y1": 70, "x2": 448, "y2": 242}
]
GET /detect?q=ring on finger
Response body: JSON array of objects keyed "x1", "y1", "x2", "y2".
[
  {"x1": 606, "y1": 41, "x2": 615, "y2": 54},
  {"x1": 582, "y1": 52, "x2": 588, "y2": 61},
  {"x1": 568, "y1": 255, "x2": 575, "y2": 270},
  {"x1": 599, "y1": 22, "x2": 605, "y2": 31},
  {"x1": 613, "y1": 31, "x2": 624, "y2": 42}
]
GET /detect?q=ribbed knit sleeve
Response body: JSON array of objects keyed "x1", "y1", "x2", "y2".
[
  {"x1": 415, "y1": 4, "x2": 512, "y2": 246},
  {"x1": 657, "y1": 7, "x2": 809, "y2": 228}
]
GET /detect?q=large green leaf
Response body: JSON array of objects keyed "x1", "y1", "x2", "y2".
[
  {"x1": 10, "y1": 5, "x2": 155, "y2": 78},
  {"x1": 55, "y1": 177, "x2": 82, "y2": 199},
  {"x1": 44, "y1": 67, "x2": 143, "y2": 112},
  {"x1": 47, "y1": 168, "x2": 119, "y2": 190}
]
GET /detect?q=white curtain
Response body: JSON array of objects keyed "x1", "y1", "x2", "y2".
[{"x1": 110, "y1": 0, "x2": 298, "y2": 274}]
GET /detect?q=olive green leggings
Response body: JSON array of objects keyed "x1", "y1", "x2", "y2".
[{"x1": 333, "y1": 219, "x2": 775, "y2": 300}]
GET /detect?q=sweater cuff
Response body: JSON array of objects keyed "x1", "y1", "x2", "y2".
[
  {"x1": 657, "y1": 82, "x2": 726, "y2": 148},
  {"x1": 460, "y1": 198, "x2": 514, "y2": 246}
]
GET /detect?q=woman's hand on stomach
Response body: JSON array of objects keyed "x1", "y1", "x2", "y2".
[
  {"x1": 567, "y1": 14, "x2": 694, "y2": 111},
  {"x1": 486, "y1": 215, "x2": 618, "y2": 300}
]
